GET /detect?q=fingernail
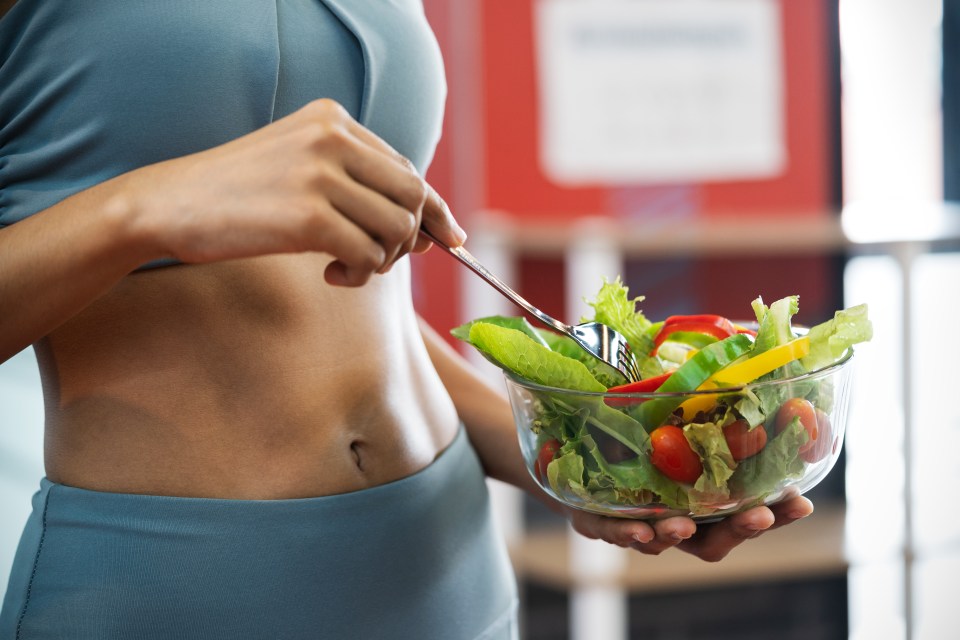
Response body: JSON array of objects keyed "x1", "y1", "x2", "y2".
[
  {"x1": 632, "y1": 532, "x2": 652, "y2": 544},
  {"x1": 452, "y1": 225, "x2": 467, "y2": 244}
]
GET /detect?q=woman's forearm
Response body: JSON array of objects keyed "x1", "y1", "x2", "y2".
[{"x1": 0, "y1": 175, "x2": 159, "y2": 362}]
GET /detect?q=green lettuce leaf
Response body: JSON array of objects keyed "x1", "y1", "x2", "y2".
[
  {"x1": 684, "y1": 421, "x2": 736, "y2": 506},
  {"x1": 547, "y1": 448, "x2": 590, "y2": 501},
  {"x1": 537, "y1": 330, "x2": 626, "y2": 388},
  {"x1": 547, "y1": 395, "x2": 650, "y2": 456},
  {"x1": 730, "y1": 419, "x2": 808, "y2": 500},
  {"x1": 578, "y1": 278, "x2": 666, "y2": 378},
  {"x1": 583, "y1": 278, "x2": 651, "y2": 344},
  {"x1": 734, "y1": 389, "x2": 767, "y2": 427},
  {"x1": 465, "y1": 323, "x2": 607, "y2": 392},
  {"x1": 751, "y1": 295, "x2": 799, "y2": 354},
  {"x1": 581, "y1": 435, "x2": 689, "y2": 510},
  {"x1": 800, "y1": 303, "x2": 873, "y2": 372},
  {"x1": 451, "y1": 315, "x2": 549, "y2": 347}
]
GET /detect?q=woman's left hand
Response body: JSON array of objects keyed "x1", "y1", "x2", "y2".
[{"x1": 566, "y1": 495, "x2": 814, "y2": 562}]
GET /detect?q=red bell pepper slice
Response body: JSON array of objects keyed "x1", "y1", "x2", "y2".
[
  {"x1": 605, "y1": 371, "x2": 674, "y2": 407},
  {"x1": 651, "y1": 314, "x2": 751, "y2": 355},
  {"x1": 608, "y1": 371, "x2": 673, "y2": 394}
]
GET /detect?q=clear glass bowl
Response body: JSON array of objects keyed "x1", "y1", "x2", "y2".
[{"x1": 505, "y1": 349, "x2": 854, "y2": 521}]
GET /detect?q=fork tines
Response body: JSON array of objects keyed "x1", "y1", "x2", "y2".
[{"x1": 618, "y1": 346, "x2": 642, "y2": 383}]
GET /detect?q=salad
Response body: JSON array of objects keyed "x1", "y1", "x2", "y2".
[{"x1": 453, "y1": 279, "x2": 873, "y2": 519}]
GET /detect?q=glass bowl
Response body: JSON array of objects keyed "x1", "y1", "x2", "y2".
[{"x1": 505, "y1": 349, "x2": 854, "y2": 521}]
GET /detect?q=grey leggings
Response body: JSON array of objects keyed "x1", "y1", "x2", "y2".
[{"x1": 0, "y1": 427, "x2": 518, "y2": 640}]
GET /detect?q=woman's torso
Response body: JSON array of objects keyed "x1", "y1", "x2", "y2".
[{"x1": 1, "y1": 0, "x2": 458, "y2": 499}]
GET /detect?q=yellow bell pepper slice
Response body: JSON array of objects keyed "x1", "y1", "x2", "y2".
[
  {"x1": 677, "y1": 336, "x2": 809, "y2": 418},
  {"x1": 676, "y1": 336, "x2": 809, "y2": 418},
  {"x1": 703, "y1": 335, "x2": 810, "y2": 389},
  {"x1": 678, "y1": 393, "x2": 719, "y2": 421}
]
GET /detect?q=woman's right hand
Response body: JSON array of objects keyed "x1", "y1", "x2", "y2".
[
  {"x1": 128, "y1": 98, "x2": 465, "y2": 286},
  {"x1": 1, "y1": 98, "x2": 461, "y2": 361}
]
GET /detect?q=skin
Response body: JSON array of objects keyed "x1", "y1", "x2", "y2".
[{"x1": 1, "y1": 90, "x2": 812, "y2": 560}]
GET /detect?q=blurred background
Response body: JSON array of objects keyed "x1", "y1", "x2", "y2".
[{"x1": 2, "y1": 0, "x2": 959, "y2": 638}]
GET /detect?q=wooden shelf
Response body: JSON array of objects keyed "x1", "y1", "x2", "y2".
[{"x1": 508, "y1": 503, "x2": 847, "y2": 593}]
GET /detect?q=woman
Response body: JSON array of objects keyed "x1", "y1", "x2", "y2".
[{"x1": 0, "y1": 1, "x2": 813, "y2": 638}]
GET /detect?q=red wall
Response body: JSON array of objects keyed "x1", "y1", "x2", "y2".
[
  {"x1": 416, "y1": 0, "x2": 841, "y2": 340},
  {"x1": 479, "y1": 0, "x2": 835, "y2": 220}
]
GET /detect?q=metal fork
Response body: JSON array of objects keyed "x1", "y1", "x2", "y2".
[{"x1": 420, "y1": 229, "x2": 641, "y2": 384}]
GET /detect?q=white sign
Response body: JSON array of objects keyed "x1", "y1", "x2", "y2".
[{"x1": 536, "y1": 0, "x2": 786, "y2": 185}]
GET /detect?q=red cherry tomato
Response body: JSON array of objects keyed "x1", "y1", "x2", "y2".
[
  {"x1": 800, "y1": 409, "x2": 834, "y2": 464},
  {"x1": 535, "y1": 439, "x2": 562, "y2": 481},
  {"x1": 775, "y1": 397, "x2": 819, "y2": 453},
  {"x1": 722, "y1": 419, "x2": 768, "y2": 461},
  {"x1": 650, "y1": 425, "x2": 703, "y2": 484}
]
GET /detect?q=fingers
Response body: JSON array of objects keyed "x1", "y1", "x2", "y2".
[
  {"x1": 299, "y1": 100, "x2": 466, "y2": 278},
  {"x1": 765, "y1": 495, "x2": 814, "y2": 531},
  {"x1": 569, "y1": 511, "x2": 697, "y2": 555},
  {"x1": 675, "y1": 509, "x2": 774, "y2": 563},
  {"x1": 570, "y1": 510, "x2": 657, "y2": 547},
  {"x1": 639, "y1": 517, "x2": 698, "y2": 555},
  {"x1": 568, "y1": 496, "x2": 814, "y2": 563},
  {"x1": 676, "y1": 497, "x2": 813, "y2": 562},
  {"x1": 728, "y1": 495, "x2": 814, "y2": 538},
  {"x1": 319, "y1": 168, "x2": 421, "y2": 272},
  {"x1": 339, "y1": 140, "x2": 467, "y2": 258},
  {"x1": 151, "y1": 98, "x2": 463, "y2": 274},
  {"x1": 338, "y1": 138, "x2": 427, "y2": 258}
]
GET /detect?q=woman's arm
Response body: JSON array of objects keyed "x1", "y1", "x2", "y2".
[
  {"x1": 0, "y1": 99, "x2": 465, "y2": 363},
  {"x1": 0, "y1": 177, "x2": 158, "y2": 362},
  {"x1": 418, "y1": 317, "x2": 814, "y2": 561}
]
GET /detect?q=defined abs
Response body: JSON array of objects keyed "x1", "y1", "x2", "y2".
[{"x1": 37, "y1": 256, "x2": 458, "y2": 498}]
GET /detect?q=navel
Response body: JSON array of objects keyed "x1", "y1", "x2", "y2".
[{"x1": 350, "y1": 441, "x2": 364, "y2": 472}]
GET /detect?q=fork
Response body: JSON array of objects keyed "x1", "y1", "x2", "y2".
[{"x1": 419, "y1": 228, "x2": 641, "y2": 384}]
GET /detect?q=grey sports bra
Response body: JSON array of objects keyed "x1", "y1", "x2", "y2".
[{"x1": 0, "y1": 0, "x2": 447, "y2": 246}]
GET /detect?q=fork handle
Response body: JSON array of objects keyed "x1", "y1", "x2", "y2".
[{"x1": 419, "y1": 228, "x2": 570, "y2": 335}]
